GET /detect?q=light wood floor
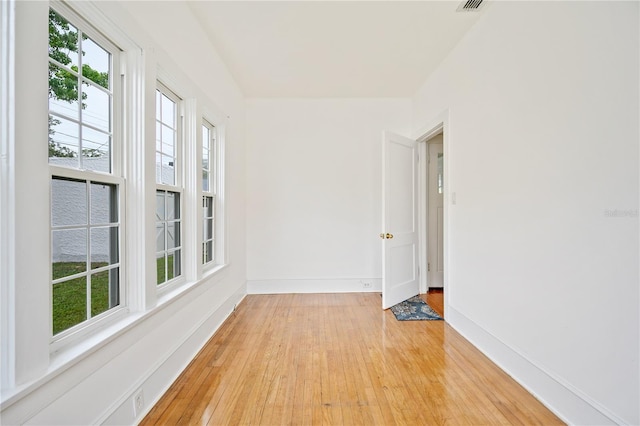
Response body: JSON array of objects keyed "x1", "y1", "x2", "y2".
[{"x1": 141, "y1": 292, "x2": 562, "y2": 425}]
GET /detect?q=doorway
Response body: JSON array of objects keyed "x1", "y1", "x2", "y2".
[
  {"x1": 381, "y1": 115, "x2": 449, "y2": 316},
  {"x1": 427, "y1": 135, "x2": 444, "y2": 289},
  {"x1": 416, "y1": 117, "x2": 448, "y2": 319}
]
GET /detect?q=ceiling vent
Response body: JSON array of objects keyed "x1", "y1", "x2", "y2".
[{"x1": 457, "y1": 0, "x2": 484, "y2": 12}]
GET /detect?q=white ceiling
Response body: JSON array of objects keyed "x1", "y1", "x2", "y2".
[{"x1": 187, "y1": 1, "x2": 483, "y2": 98}]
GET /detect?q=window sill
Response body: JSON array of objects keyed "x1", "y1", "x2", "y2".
[{"x1": 156, "y1": 263, "x2": 228, "y2": 308}]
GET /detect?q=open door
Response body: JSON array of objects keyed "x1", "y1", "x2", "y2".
[{"x1": 381, "y1": 131, "x2": 419, "y2": 309}]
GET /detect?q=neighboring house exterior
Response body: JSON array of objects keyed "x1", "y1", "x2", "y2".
[{"x1": 49, "y1": 158, "x2": 175, "y2": 263}]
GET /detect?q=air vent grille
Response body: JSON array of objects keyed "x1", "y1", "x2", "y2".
[{"x1": 457, "y1": 0, "x2": 484, "y2": 12}]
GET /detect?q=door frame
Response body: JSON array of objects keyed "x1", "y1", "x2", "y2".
[{"x1": 415, "y1": 109, "x2": 450, "y2": 318}]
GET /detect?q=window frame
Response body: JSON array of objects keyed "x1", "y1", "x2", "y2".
[
  {"x1": 155, "y1": 83, "x2": 184, "y2": 292},
  {"x1": 201, "y1": 119, "x2": 216, "y2": 267},
  {"x1": 47, "y1": 3, "x2": 126, "y2": 349}
]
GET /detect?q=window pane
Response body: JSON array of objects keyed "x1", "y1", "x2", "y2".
[
  {"x1": 168, "y1": 222, "x2": 179, "y2": 249},
  {"x1": 167, "y1": 192, "x2": 179, "y2": 220},
  {"x1": 161, "y1": 124, "x2": 174, "y2": 151},
  {"x1": 81, "y1": 36, "x2": 110, "y2": 89},
  {"x1": 48, "y1": 10, "x2": 79, "y2": 68},
  {"x1": 205, "y1": 217, "x2": 213, "y2": 240},
  {"x1": 91, "y1": 267, "x2": 119, "y2": 317},
  {"x1": 202, "y1": 126, "x2": 209, "y2": 149},
  {"x1": 203, "y1": 196, "x2": 211, "y2": 218},
  {"x1": 202, "y1": 147, "x2": 209, "y2": 168},
  {"x1": 155, "y1": 153, "x2": 163, "y2": 184},
  {"x1": 202, "y1": 170, "x2": 209, "y2": 192},
  {"x1": 156, "y1": 191, "x2": 165, "y2": 220},
  {"x1": 52, "y1": 276, "x2": 87, "y2": 335},
  {"x1": 156, "y1": 224, "x2": 165, "y2": 252},
  {"x1": 52, "y1": 178, "x2": 87, "y2": 226},
  {"x1": 205, "y1": 196, "x2": 213, "y2": 215},
  {"x1": 156, "y1": 122, "x2": 162, "y2": 152},
  {"x1": 91, "y1": 226, "x2": 118, "y2": 267},
  {"x1": 52, "y1": 229, "x2": 87, "y2": 276},
  {"x1": 161, "y1": 94, "x2": 175, "y2": 127},
  {"x1": 48, "y1": 64, "x2": 79, "y2": 121},
  {"x1": 167, "y1": 250, "x2": 180, "y2": 280},
  {"x1": 91, "y1": 182, "x2": 117, "y2": 224},
  {"x1": 204, "y1": 241, "x2": 213, "y2": 263},
  {"x1": 156, "y1": 253, "x2": 166, "y2": 285},
  {"x1": 82, "y1": 126, "x2": 110, "y2": 172},
  {"x1": 203, "y1": 217, "x2": 209, "y2": 241},
  {"x1": 160, "y1": 155, "x2": 175, "y2": 185},
  {"x1": 202, "y1": 195, "x2": 214, "y2": 264},
  {"x1": 49, "y1": 115, "x2": 79, "y2": 165},
  {"x1": 82, "y1": 84, "x2": 110, "y2": 132}
]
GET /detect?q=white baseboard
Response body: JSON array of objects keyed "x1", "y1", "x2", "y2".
[
  {"x1": 247, "y1": 278, "x2": 382, "y2": 294},
  {"x1": 101, "y1": 285, "x2": 246, "y2": 425},
  {"x1": 447, "y1": 306, "x2": 623, "y2": 426}
]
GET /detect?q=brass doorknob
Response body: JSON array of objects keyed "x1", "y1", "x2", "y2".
[{"x1": 386, "y1": 233, "x2": 394, "y2": 239}]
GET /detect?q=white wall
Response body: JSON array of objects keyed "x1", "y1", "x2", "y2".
[
  {"x1": 246, "y1": 99, "x2": 411, "y2": 293},
  {"x1": 3, "y1": 1, "x2": 638, "y2": 425},
  {"x1": 1, "y1": 1, "x2": 247, "y2": 424},
  {"x1": 412, "y1": 2, "x2": 638, "y2": 424}
]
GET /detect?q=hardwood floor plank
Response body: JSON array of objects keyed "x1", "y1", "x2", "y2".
[{"x1": 140, "y1": 293, "x2": 563, "y2": 425}]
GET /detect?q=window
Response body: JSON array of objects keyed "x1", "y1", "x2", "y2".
[
  {"x1": 202, "y1": 121, "x2": 216, "y2": 265},
  {"x1": 48, "y1": 7, "x2": 122, "y2": 336},
  {"x1": 155, "y1": 86, "x2": 182, "y2": 285}
]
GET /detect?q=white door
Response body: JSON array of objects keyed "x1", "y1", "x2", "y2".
[
  {"x1": 428, "y1": 141, "x2": 444, "y2": 288},
  {"x1": 381, "y1": 131, "x2": 419, "y2": 309}
]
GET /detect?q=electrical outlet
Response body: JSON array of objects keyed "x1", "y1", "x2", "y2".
[
  {"x1": 133, "y1": 388, "x2": 144, "y2": 418},
  {"x1": 362, "y1": 281, "x2": 372, "y2": 289}
]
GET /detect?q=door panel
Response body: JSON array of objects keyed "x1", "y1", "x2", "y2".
[{"x1": 382, "y1": 131, "x2": 419, "y2": 309}]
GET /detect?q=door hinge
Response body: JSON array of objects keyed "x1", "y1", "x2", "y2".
[{"x1": 428, "y1": 262, "x2": 431, "y2": 271}]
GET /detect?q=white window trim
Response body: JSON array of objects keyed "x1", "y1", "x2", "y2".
[
  {"x1": 0, "y1": 0, "x2": 16, "y2": 390},
  {"x1": 213, "y1": 121, "x2": 227, "y2": 269}
]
